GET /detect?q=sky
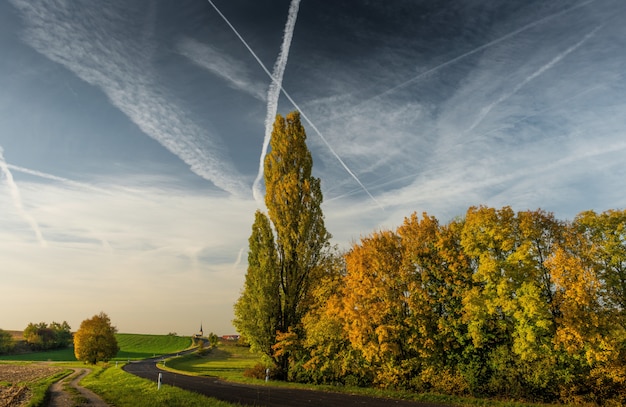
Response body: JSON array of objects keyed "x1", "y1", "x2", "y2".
[{"x1": 1, "y1": 0, "x2": 625, "y2": 336}]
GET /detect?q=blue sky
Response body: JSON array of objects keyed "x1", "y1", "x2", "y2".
[{"x1": 1, "y1": 0, "x2": 625, "y2": 335}]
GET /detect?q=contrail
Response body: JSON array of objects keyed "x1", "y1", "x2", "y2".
[
  {"x1": 0, "y1": 148, "x2": 47, "y2": 247},
  {"x1": 252, "y1": 0, "x2": 301, "y2": 204},
  {"x1": 207, "y1": 0, "x2": 383, "y2": 210},
  {"x1": 356, "y1": 0, "x2": 597, "y2": 106},
  {"x1": 7, "y1": 164, "x2": 109, "y2": 194},
  {"x1": 466, "y1": 24, "x2": 603, "y2": 134}
]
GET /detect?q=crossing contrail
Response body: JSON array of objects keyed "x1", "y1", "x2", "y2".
[
  {"x1": 466, "y1": 24, "x2": 602, "y2": 134},
  {"x1": 207, "y1": 0, "x2": 383, "y2": 210},
  {"x1": 253, "y1": 0, "x2": 301, "y2": 204},
  {"x1": 356, "y1": 0, "x2": 597, "y2": 106},
  {"x1": 0, "y1": 148, "x2": 47, "y2": 247}
]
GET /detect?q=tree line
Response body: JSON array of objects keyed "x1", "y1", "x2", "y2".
[
  {"x1": 235, "y1": 111, "x2": 625, "y2": 405},
  {"x1": 0, "y1": 321, "x2": 72, "y2": 353},
  {"x1": 0, "y1": 312, "x2": 119, "y2": 364}
]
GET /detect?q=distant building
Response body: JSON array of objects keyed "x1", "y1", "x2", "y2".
[
  {"x1": 221, "y1": 335, "x2": 240, "y2": 341},
  {"x1": 193, "y1": 323, "x2": 204, "y2": 339}
]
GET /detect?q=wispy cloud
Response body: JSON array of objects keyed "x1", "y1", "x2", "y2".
[
  {"x1": 9, "y1": 0, "x2": 248, "y2": 196},
  {"x1": 0, "y1": 148, "x2": 46, "y2": 247},
  {"x1": 0, "y1": 173, "x2": 256, "y2": 333},
  {"x1": 465, "y1": 24, "x2": 602, "y2": 134},
  {"x1": 178, "y1": 37, "x2": 267, "y2": 101}
]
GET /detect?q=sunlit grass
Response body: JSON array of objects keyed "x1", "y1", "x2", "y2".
[
  {"x1": 164, "y1": 342, "x2": 261, "y2": 381},
  {"x1": 0, "y1": 347, "x2": 77, "y2": 362},
  {"x1": 80, "y1": 364, "x2": 237, "y2": 407},
  {"x1": 114, "y1": 334, "x2": 192, "y2": 360}
]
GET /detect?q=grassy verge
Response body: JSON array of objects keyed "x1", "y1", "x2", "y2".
[
  {"x1": 80, "y1": 364, "x2": 237, "y2": 407},
  {"x1": 164, "y1": 343, "x2": 259, "y2": 381},
  {"x1": 164, "y1": 343, "x2": 559, "y2": 407}
]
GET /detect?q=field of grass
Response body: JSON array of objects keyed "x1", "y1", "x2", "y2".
[
  {"x1": 164, "y1": 341, "x2": 261, "y2": 381},
  {"x1": 115, "y1": 334, "x2": 192, "y2": 360},
  {"x1": 0, "y1": 333, "x2": 192, "y2": 362},
  {"x1": 0, "y1": 347, "x2": 77, "y2": 362},
  {"x1": 80, "y1": 364, "x2": 236, "y2": 407}
]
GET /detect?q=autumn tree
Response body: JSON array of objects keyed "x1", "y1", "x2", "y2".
[
  {"x1": 237, "y1": 111, "x2": 330, "y2": 379},
  {"x1": 234, "y1": 210, "x2": 280, "y2": 360},
  {"x1": 340, "y1": 230, "x2": 410, "y2": 387},
  {"x1": 74, "y1": 312, "x2": 119, "y2": 364},
  {"x1": 397, "y1": 213, "x2": 474, "y2": 394},
  {"x1": 301, "y1": 250, "x2": 369, "y2": 385},
  {"x1": 547, "y1": 209, "x2": 626, "y2": 404},
  {"x1": 458, "y1": 206, "x2": 567, "y2": 400},
  {"x1": 264, "y1": 112, "x2": 330, "y2": 337}
]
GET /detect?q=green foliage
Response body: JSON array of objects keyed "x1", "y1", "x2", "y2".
[
  {"x1": 296, "y1": 206, "x2": 626, "y2": 405},
  {"x1": 0, "y1": 329, "x2": 14, "y2": 354},
  {"x1": 74, "y1": 312, "x2": 119, "y2": 364},
  {"x1": 234, "y1": 210, "x2": 280, "y2": 359},
  {"x1": 23, "y1": 321, "x2": 72, "y2": 351},
  {"x1": 207, "y1": 332, "x2": 219, "y2": 348},
  {"x1": 236, "y1": 111, "x2": 331, "y2": 379}
]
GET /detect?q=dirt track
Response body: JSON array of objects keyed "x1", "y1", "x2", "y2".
[
  {"x1": 124, "y1": 359, "x2": 452, "y2": 407},
  {"x1": 48, "y1": 368, "x2": 109, "y2": 407}
]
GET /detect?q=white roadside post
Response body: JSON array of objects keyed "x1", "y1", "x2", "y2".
[{"x1": 157, "y1": 372, "x2": 162, "y2": 390}]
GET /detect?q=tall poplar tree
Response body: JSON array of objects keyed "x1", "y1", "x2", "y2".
[
  {"x1": 236, "y1": 111, "x2": 330, "y2": 379},
  {"x1": 264, "y1": 111, "x2": 330, "y2": 376},
  {"x1": 233, "y1": 210, "x2": 280, "y2": 359}
]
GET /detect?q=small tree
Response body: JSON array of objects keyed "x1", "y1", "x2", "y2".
[
  {"x1": 0, "y1": 329, "x2": 14, "y2": 354},
  {"x1": 74, "y1": 312, "x2": 119, "y2": 364}
]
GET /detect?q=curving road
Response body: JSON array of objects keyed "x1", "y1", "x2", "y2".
[{"x1": 123, "y1": 358, "x2": 451, "y2": 407}]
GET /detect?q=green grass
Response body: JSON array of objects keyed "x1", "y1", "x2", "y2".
[
  {"x1": 114, "y1": 334, "x2": 192, "y2": 360},
  {"x1": 0, "y1": 347, "x2": 77, "y2": 362},
  {"x1": 80, "y1": 364, "x2": 237, "y2": 406},
  {"x1": 164, "y1": 343, "x2": 261, "y2": 381},
  {"x1": 0, "y1": 333, "x2": 192, "y2": 362}
]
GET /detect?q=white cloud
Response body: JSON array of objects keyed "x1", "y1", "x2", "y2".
[
  {"x1": 0, "y1": 172, "x2": 257, "y2": 334},
  {"x1": 9, "y1": 0, "x2": 248, "y2": 196},
  {"x1": 178, "y1": 37, "x2": 267, "y2": 101}
]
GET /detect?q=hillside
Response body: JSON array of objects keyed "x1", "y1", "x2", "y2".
[{"x1": 0, "y1": 332, "x2": 193, "y2": 361}]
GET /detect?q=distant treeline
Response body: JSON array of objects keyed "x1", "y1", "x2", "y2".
[
  {"x1": 0, "y1": 321, "x2": 72, "y2": 354},
  {"x1": 289, "y1": 206, "x2": 625, "y2": 405}
]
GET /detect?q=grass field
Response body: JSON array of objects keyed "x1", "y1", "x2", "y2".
[
  {"x1": 80, "y1": 364, "x2": 237, "y2": 407},
  {"x1": 0, "y1": 333, "x2": 192, "y2": 362},
  {"x1": 115, "y1": 334, "x2": 192, "y2": 360},
  {"x1": 164, "y1": 341, "x2": 261, "y2": 381}
]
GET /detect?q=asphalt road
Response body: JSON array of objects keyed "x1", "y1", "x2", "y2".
[{"x1": 123, "y1": 358, "x2": 451, "y2": 407}]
